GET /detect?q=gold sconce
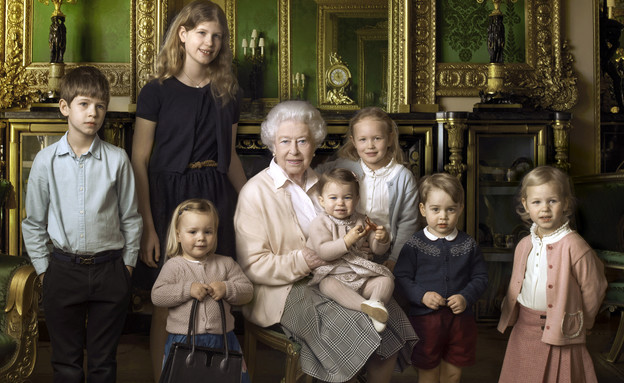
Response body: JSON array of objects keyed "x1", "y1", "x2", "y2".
[
  {"x1": 292, "y1": 72, "x2": 305, "y2": 100},
  {"x1": 241, "y1": 29, "x2": 265, "y2": 102}
]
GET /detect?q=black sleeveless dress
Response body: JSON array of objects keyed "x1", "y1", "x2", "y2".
[{"x1": 133, "y1": 77, "x2": 241, "y2": 289}]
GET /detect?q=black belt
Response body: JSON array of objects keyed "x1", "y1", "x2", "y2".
[{"x1": 52, "y1": 248, "x2": 123, "y2": 265}]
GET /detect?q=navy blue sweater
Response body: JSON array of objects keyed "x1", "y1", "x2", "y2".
[{"x1": 394, "y1": 230, "x2": 488, "y2": 316}]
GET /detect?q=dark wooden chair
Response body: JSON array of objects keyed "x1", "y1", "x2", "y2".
[
  {"x1": 243, "y1": 319, "x2": 315, "y2": 383},
  {"x1": 573, "y1": 172, "x2": 624, "y2": 363}
]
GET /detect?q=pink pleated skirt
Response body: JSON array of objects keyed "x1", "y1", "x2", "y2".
[{"x1": 499, "y1": 304, "x2": 598, "y2": 383}]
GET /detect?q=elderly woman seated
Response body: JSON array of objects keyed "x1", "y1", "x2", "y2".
[{"x1": 234, "y1": 100, "x2": 417, "y2": 382}]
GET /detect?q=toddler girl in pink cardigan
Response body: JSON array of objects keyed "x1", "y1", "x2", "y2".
[
  {"x1": 497, "y1": 166, "x2": 607, "y2": 382},
  {"x1": 151, "y1": 199, "x2": 253, "y2": 382}
]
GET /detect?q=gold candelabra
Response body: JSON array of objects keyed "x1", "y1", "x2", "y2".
[{"x1": 292, "y1": 72, "x2": 305, "y2": 100}]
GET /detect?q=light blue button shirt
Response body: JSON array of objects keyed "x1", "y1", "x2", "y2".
[{"x1": 21, "y1": 133, "x2": 143, "y2": 275}]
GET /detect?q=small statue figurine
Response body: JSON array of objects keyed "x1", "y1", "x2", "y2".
[
  {"x1": 487, "y1": 14, "x2": 505, "y2": 63},
  {"x1": 49, "y1": 16, "x2": 66, "y2": 63}
]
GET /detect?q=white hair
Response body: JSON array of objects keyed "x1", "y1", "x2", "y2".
[{"x1": 260, "y1": 100, "x2": 327, "y2": 152}]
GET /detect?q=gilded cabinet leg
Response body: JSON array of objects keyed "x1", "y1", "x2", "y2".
[
  {"x1": 438, "y1": 112, "x2": 468, "y2": 180},
  {"x1": 552, "y1": 112, "x2": 572, "y2": 173}
]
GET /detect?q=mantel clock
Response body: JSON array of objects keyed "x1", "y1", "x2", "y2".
[{"x1": 325, "y1": 53, "x2": 355, "y2": 105}]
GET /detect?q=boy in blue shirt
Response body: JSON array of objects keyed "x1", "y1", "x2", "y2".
[
  {"x1": 394, "y1": 173, "x2": 488, "y2": 383},
  {"x1": 22, "y1": 66, "x2": 142, "y2": 383}
]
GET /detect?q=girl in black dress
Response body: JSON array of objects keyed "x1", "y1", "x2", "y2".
[{"x1": 131, "y1": 1, "x2": 245, "y2": 381}]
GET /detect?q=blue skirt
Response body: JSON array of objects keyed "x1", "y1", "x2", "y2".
[{"x1": 164, "y1": 331, "x2": 250, "y2": 383}]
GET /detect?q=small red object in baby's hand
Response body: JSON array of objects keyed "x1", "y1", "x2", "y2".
[{"x1": 364, "y1": 216, "x2": 378, "y2": 235}]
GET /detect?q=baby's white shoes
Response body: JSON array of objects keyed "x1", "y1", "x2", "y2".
[{"x1": 361, "y1": 300, "x2": 388, "y2": 333}]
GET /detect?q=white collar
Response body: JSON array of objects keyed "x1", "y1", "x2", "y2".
[
  {"x1": 424, "y1": 226, "x2": 459, "y2": 241},
  {"x1": 267, "y1": 159, "x2": 318, "y2": 192},
  {"x1": 360, "y1": 158, "x2": 396, "y2": 178},
  {"x1": 530, "y1": 220, "x2": 572, "y2": 244}
]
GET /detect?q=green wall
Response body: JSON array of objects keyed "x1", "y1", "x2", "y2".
[
  {"x1": 33, "y1": 0, "x2": 130, "y2": 63},
  {"x1": 291, "y1": 0, "x2": 318, "y2": 104},
  {"x1": 437, "y1": 0, "x2": 525, "y2": 63}
]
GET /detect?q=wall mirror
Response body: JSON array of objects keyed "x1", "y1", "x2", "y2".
[
  {"x1": 282, "y1": 0, "x2": 410, "y2": 112},
  {"x1": 314, "y1": 0, "x2": 387, "y2": 110}
]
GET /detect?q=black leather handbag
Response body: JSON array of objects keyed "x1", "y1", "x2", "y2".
[{"x1": 159, "y1": 299, "x2": 243, "y2": 383}]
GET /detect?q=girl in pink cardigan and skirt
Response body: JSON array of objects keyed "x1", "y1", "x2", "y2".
[{"x1": 497, "y1": 166, "x2": 607, "y2": 383}]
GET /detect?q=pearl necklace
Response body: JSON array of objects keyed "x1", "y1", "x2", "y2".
[{"x1": 182, "y1": 70, "x2": 207, "y2": 88}]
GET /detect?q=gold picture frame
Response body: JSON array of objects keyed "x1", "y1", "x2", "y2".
[
  {"x1": 2, "y1": 0, "x2": 167, "y2": 101},
  {"x1": 413, "y1": 0, "x2": 577, "y2": 111},
  {"x1": 278, "y1": 0, "x2": 410, "y2": 112}
]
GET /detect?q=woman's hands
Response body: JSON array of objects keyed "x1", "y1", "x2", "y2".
[
  {"x1": 302, "y1": 247, "x2": 328, "y2": 270},
  {"x1": 190, "y1": 281, "x2": 227, "y2": 301}
]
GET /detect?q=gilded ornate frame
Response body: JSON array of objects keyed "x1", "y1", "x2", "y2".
[
  {"x1": 413, "y1": 0, "x2": 577, "y2": 111},
  {"x1": 2, "y1": 0, "x2": 167, "y2": 101},
  {"x1": 315, "y1": 0, "x2": 386, "y2": 110},
  {"x1": 356, "y1": 24, "x2": 387, "y2": 107},
  {"x1": 278, "y1": 0, "x2": 410, "y2": 112},
  {"x1": 0, "y1": 0, "x2": 140, "y2": 96}
]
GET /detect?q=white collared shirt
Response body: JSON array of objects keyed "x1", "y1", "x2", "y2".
[
  {"x1": 358, "y1": 158, "x2": 401, "y2": 231},
  {"x1": 423, "y1": 226, "x2": 459, "y2": 241},
  {"x1": 517, "y1": 221, "x2": 572, "y2": 311},
  {"x1": 267, "y1": 159, "x2": 322, "y2": 237}
]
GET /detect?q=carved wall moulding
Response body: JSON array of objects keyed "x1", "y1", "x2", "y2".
[
  {"x1": 2, "y1": 0, "x2": 165, "y2": 101},
  {"x1": 414, "y1": 0, "x2": 577, "y2": 111}
]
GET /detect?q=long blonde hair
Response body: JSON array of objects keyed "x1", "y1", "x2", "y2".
[
  {"x1": 166, "y1": 199, "x2": 220, "y2": 258},
  {"x1": 153, "y1": 0, "x2": 238, "y2": 105},
  {"x1": 338, "y1": 107, "x2": 404, "y2": 164}
]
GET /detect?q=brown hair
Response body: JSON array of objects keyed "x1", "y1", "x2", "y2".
[
  {"x1": 516, "y1": 165, "x2": 575, "y2": 225},
  {"x1": 166, "y1": 198, "x2": 219, "y2": 257},
  {"x1": 337, "y1": 107, "x2": 404, "y2": 164},
  {"x1": 59, "y1": 66, "x2": 110, "y2": 106},
  {"x1": 152, "y1": 0, "x2": 238, "y2": 104},
  {"x1": 318, "y1": 168, "x2": 360, "y2": 197},
  {"x1": 418, "y1": 172, "x2": 464, "y2": 207}
]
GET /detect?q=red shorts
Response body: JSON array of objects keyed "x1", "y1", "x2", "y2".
[{"x1": 408, "y1": 307, "x2": 478, "y2": 369}]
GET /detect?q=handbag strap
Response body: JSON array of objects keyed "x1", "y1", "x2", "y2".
[{"x1": 185, "y1": 298, "x2": 231, "y2": 371}]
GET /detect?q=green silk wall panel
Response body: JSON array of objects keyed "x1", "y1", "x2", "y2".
[
  {"x1": 291, "y1": 0, "x2": 318, "y2": 105},
  {"x1": 437, "y1": 0, "x2": 525, "y2": 63},
  {"x1": 33, "y1": 0, "x2": 130, "y2": 63}
]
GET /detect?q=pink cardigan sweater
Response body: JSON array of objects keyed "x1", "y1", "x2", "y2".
[
  {"x1": 497, "y1": 231, "x2": 607, "y2": 346},
  {"x1": 234, "y1": 169, "x2": 316, "y2": 327}
]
